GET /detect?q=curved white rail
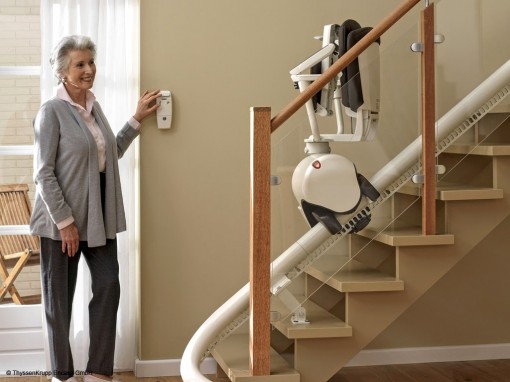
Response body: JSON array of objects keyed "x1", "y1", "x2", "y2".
[
  {"x1": 180, "y1": 59, "x2": 510, "y2": 382},
  {"x1": 181, "y1": 224, "x2": 331, "y2": 381},
  {"x1": 371, "y1": 59, "x2": 510, "y2": 191}
]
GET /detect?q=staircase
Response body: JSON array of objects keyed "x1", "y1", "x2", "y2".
[{"x1": 210, "y1": 107, "x2": 510, "y2": 382}]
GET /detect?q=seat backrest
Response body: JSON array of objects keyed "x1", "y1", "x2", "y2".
[
  {"x1": 338, "y1": 20, "x2": 380, "y2": 113},
  {"x1": 311, "y1": 19, "x2": 380, "y2": 117},
  {"x1": 0, "y1": 184, "x2": 40, "y2": 257}
]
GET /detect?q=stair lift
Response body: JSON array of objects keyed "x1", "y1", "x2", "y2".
[
  {"x1": 276, "y1": 20, "x2": 382, "y2": 325},
  {"x1": 290, "y1": 20, "x2": 381, "y2": 237}
]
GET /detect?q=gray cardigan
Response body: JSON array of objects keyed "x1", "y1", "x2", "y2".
[{"x1": 30, "y1": 98, "x2": 139, "y2": 247}]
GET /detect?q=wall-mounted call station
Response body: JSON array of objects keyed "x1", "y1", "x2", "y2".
[{"x1": 157, "y1": 90, "x2": 172, "y2": 129}]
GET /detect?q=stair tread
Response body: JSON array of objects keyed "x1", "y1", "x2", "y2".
[
  {"x1": 211, "y1": 333, "x2": 299, "y2": 382},
  {"x1": 399, "y1": 181, "x2": 503, "y2": 200},
  {"x1": 444, "y1": 143, "x2": 510, "y2": 156},
  {"x1": 358, "y1": 224, "x2": 455, "y2": 246},
  {"x1": 306, "y1": 255, "x2": 404, "y2": 293},
  {"x1": 271, "y1": 294, "x2": 352, "y2": 339}
]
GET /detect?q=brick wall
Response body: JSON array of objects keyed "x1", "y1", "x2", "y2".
[
  {"x1": 0, "y1": 0, "x2": 41, "y2": 303},
  {"x1": 0, "y1": 0, "x2": 40, "y2": 146}
]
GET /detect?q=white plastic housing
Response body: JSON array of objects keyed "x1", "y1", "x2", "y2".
[
  {"x1": 157, "y1": 90, "x2": 172, "y2": 129},
  {"x1": 292, "y1": 153, "x2": 361, "y2": 213}
]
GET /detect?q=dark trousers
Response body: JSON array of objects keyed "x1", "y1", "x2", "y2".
[{"x1": 40, "y1": 237, "x2": 120, "y2": 379}]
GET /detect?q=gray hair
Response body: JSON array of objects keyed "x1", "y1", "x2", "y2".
[{"x1": 50, "y1": 35, "x2": 96, "y2": 84}]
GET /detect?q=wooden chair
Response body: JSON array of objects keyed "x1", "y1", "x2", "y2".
[{"x1": 0, "y1": 184, "x2": 41, "y2": 305}]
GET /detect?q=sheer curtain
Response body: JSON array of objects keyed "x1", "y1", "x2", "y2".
[{"x1": 40, "y1": 0, "x2": 140, "y2": 371}]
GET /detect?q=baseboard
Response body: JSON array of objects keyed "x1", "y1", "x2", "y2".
[
  {"x1": 347, "y1": 343, "x2": 510, "y2": 367},
  {"x1": 134, "y1": 343, "x2": 510, "y2": 377},
  {"x1": 134, "y1": 356, "x2": 216, "y2": 377},
  {"x1": 0, "y1": 351, "x2": 46, "y2": 375}
]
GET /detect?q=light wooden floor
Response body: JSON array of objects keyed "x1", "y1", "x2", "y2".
[
  {"x1": 330, "y1": 359, "x2": 510, "y2": 381},
  {"x1": 2, "y1": 360, "x2": 510, "y2": 382}
]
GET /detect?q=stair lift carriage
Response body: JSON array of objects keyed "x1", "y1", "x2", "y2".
[{"x1": 290, "y1": 20, "x2": 381, "y2": 235}]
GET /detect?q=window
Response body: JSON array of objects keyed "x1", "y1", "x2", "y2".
[
  {"x1": 0, "y1": 1, "x2": 46, "y2": 373},
  {"x1": 0, "y1": 0, "x2": 41, "y2": 304},
  {"x1": 0, "y1": 0, "x2": 140, "y2": 371}
]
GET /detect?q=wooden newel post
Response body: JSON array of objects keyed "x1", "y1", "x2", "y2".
[
  {"x1": 421, "y1": 3, "x2": 436, "y2": 235},
  {"x1": 249, "y1": 107, "x2": 271, "y2": 376}
]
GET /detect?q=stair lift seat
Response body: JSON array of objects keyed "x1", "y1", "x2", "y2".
[
  {"x1": 306, "y1": 19, "x2": 381, "y2": 141},
  {"x1": 292, "y1": 153, "x2": 380, "y2": 234},
  {"x1": 290, "y1": 19, "x2": 382, "y2": 235}
]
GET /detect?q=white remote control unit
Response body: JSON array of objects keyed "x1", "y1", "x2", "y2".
[{"x1": 157, "y1": 90, "x2": 172, "y2": 129}]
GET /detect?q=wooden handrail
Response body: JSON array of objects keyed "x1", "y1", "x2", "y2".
[{"x1": 271, "y1": 0, "x2": 421, "y2": 133}]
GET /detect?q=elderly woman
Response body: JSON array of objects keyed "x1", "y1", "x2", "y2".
[{"x1": 30, "y1": 35, "x2": 159, "y2": 382}]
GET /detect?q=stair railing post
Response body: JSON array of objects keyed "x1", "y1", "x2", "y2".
[
  {"x1": 249, "y1": 107, "x2": 271, "y2": 376},
  {"x1": 420, "y1": 2, "x2": 437, "y2": 235}
]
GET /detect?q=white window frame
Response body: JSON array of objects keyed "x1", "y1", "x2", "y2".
[
  {"x1": 0, "y1": 65, "x2": 39, "y2": 233},
  {"x1": 0, "y1": 64, "x2": 45, "y2": 375},
  {"x1": 0, "y1": 66, "x2": 40, "y2": 76}
]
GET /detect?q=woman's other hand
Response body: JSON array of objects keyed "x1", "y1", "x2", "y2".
[
  {"x1": 59, "y1": 223, "x2": 80, "y2": 257},
  {"x1": 133, "y1": 89, "x2": 161, "y2": 123}
]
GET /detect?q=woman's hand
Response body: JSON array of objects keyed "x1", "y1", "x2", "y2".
[
  {"x1": 59, "y1": 223, "x2": 80, "y2": 257},
  {"x1": 133, "y1": 89, "x2": 161, "y2": 123}
]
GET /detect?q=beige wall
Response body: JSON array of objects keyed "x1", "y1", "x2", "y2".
[{"x1": 139, "y1": 0, "x2": 510, "y2": 361}]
